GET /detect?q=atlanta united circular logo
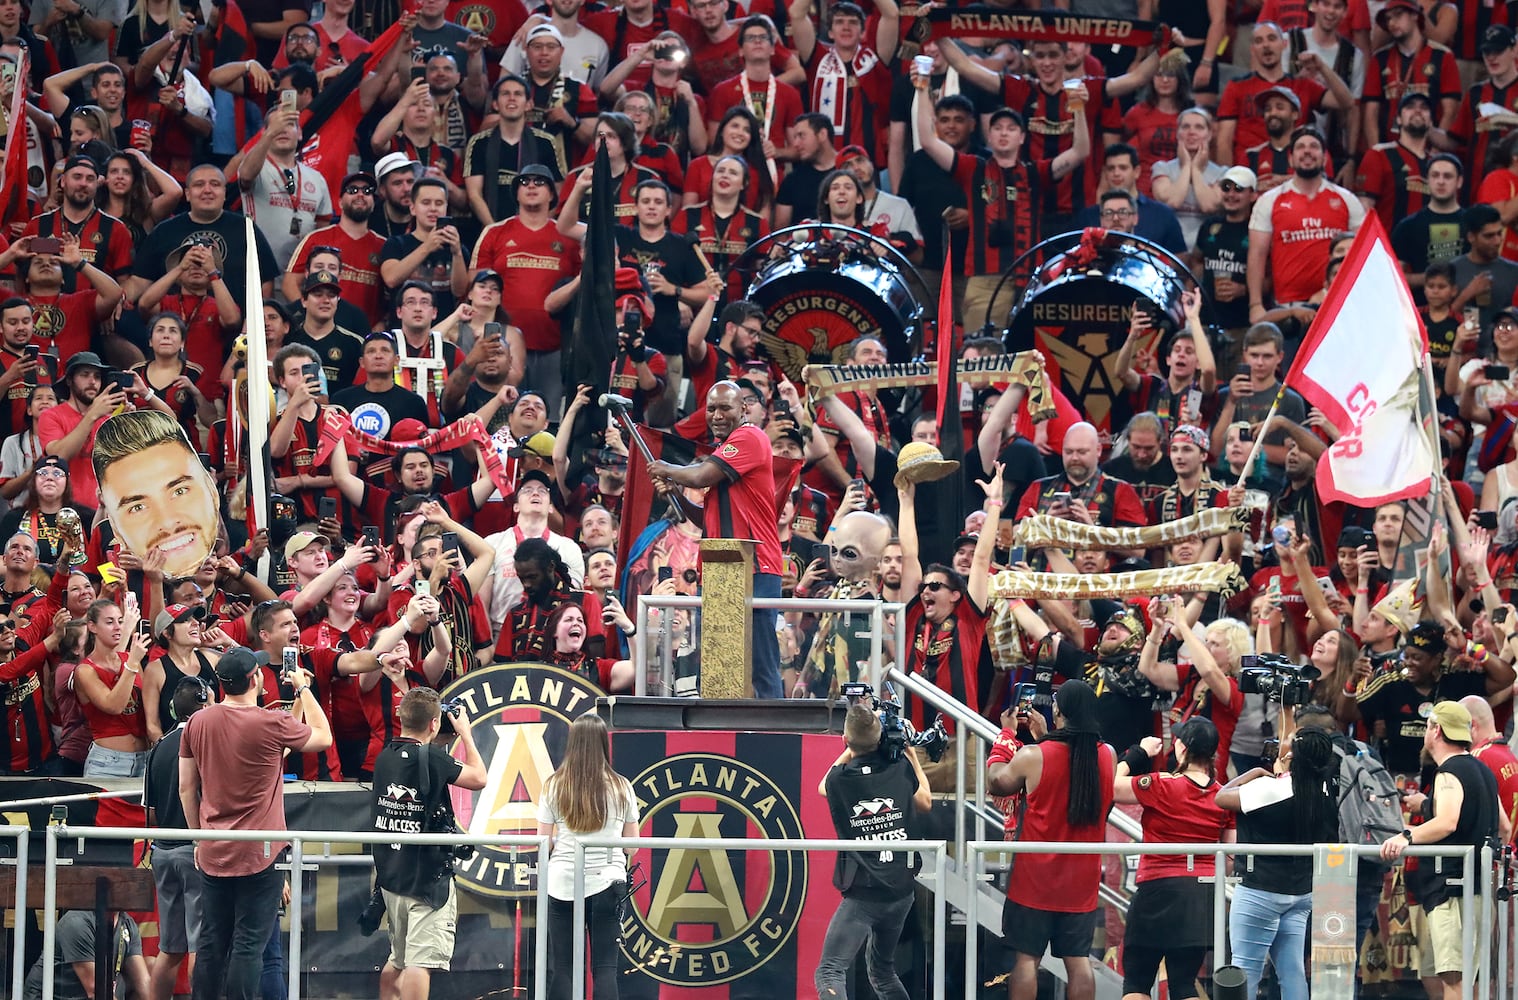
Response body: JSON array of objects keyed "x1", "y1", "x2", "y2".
[
  {"x1": 442, "y1": 662, "x2": 602, "y2": 898},
  {"x1": 620, "y1": 753, "x2": 806, "y2": 986}
]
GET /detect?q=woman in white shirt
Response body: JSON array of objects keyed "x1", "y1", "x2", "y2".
[
  {"x1": 537, "y1": 714, "x2": 639, "y2": 1000},
  {"x1": 1150, "y1": 107, "x2": 1224, "y2": 249},
  {"x1": 0, "y1": 384, "x2": 57, "y2": 511}
]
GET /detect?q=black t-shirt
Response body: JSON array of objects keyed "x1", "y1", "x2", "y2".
[
  {"x1": 144, "y1": 726, "x2": 192, "y2": 848},
  {"x1": 380, "y1": 233, "x2": 459, "y2": 316},
  {"x1": 114, "y1": 12, "x2": 169, "y2": 65},
  {"x1": 824, "y1": 747, "x2": 920, "y2": 900},
  {"x1": 1411, "y1": 752, "x2": 1499, "y2": 908},
  {"x1": 463, "y1": 128, "x2": 564, "y2": 221},
  {"x1": 285, "y1": 325, "x2": 366, "y2": 391},
  {"x1": 1101, "y1": 454, "x2": 1176, "y2": 513},
  {"x1": 896, "y1": 147, "x2": 977, "y2": 269},
  {"x1": 331, "y1": 383, "x2": 432, "y2": 437},
  {"x1": 1236, "y1": 780, "x2": 1336, "y2": 895},
  {"x1": 136, "y1": 211, "x2": 279, "y2": 312},
  {"x1": 776, "y1": 162, "x2": 828, "y2": 222},
  {"x1": 1194, "y1": 215, "x2": 1251, "y2": 330},
  {"x1": 615, "y1": 227, "x2": 702, "y2": 355},
  {"x1": 370, "y1": 737, "x2": 464, "y2": 906},
  {"x1": 443, "y1": 379, "x2": 512, "y2": 434},
  {"x1": 1391, "y1": 208, "x2": 1465, "y2": 286},
  {"x1": 1355, "y1": 670, "x2": 1489, "y2": 775},
  {"x1": 887, "y1": 73, "x2": 998, "y2": 125}
]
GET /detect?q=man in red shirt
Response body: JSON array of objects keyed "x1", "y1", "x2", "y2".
[
  {"x1": 1463, "y1": 695, "x2": 1518, "y2": 842},
  {"x1": 1360, "y1": 0, "x2": 1462, "y2": 148},
  {"x1": 1248, "y1": 125, "x2": 1366, "y2": 317},
  {"x1": 1215, "y1": 22, "x2": 1356, "y2": 164},
  {"x1": 1, "y1": 233, "x2": 123, "y2": 363},
  {"x1": 472, "y1": 164, "x2": 580, "y2": 363},
  {"x1": 789, "y1": 0, "x2": 899, "y2": 167},
  {"x1": 1447, "y1": 25, "x2": 1518, "y2": 191},
  {"x1": 284, "y1": 171, "x2": 389, "y2": 330},
  {"x1": 706, "y1": 16, "x2": 804, "y2": 162},
  {"x1": 39, "y1": 352, "x2": 175, "y2": 501},
  {"x1": 22, "y1": 155, "x2": 134, "y2": 292},
  {"x1": 647, "y1": 381, "x2": 785, "y2": 698},
  {"x1": 585, "y1": 0, "x2": 695, "y2": 94},
  {"x1": 1017, "y1": 422, "x2": 1148, "y2": 527}
]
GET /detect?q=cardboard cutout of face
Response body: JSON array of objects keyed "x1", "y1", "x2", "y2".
[{"x1": 93, "y1": 408, "x2": 221, "y2": 577}]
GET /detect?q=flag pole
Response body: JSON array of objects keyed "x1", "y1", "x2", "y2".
[
  {"x1": 1418, "y1": 351, "x2": 1445, "y2": 526},
  {"x1": 244, "y1": 215, "x2": 272, "y2": 583},
  {"x1": 1233, "y1": 384, "x2": 1287, "y2": 490}
]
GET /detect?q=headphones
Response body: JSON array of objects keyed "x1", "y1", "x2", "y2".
[{"x1": 168, "y1": 675, "x2": 213, "y2": 722}]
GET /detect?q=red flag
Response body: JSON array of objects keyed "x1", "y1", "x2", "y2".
[
  {"x1": 933, "y1": 239, "x2": 956, "y2": 431},
  {"x1": 0, "y1": 48, "x2": 31, "y2": 228}
]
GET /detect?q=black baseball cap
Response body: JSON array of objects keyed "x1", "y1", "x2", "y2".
[
  {"x1": 214, "y1": 646, "x2": 269, "y2": 681},
  {"x1": 1483, "y1": 24, "x2": 1518, "y2": 53},
  {"x1": 988, "y1": 107, "x2": 1025, "y2": 129}
]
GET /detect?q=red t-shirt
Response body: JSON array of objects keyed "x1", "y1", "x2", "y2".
[
  {"x1": 28, "y1": 290, "x2": 97, "y2": 363},
  {"x1": 22, "y1": 208, "x2": 134, "y2": 282},
  {"x1": 1217, "y1": 73, "x2": 1327, "y2": 162},
  {"x1": 288, "y1": 225, "x2": 389, "y2": 329},
  {"x1": 180, "y1": 701, "x2": 312, "y2": 876},
  {"x1": 1254, "y1": 179, "x2": 1361, "y2": 303},
  {"x1": 803, "y1": 43, "x2": 893, "y2": 164},
  {"x1": 1473, "y1": 739, "x2": 1518, "y2": 844},
  {"x1": 1122, "y1": 102, "x2": 1178, "y2": 198},
  {"x1": 704, "y1": 423, "x2": 783, "y2": 576},
  {"x1": 706, "y1": 72, "x2": 805, "y2": 151},
  {"x1": 1130, "y1": 772, "x2": 1235, "y2": 881},
  {"x1": 1477, "y1": 169, "x2": 1518, "y2": 263},
  {"x1": 1006, "y1": 740, "x2": 1116, "y2": 911},
  {"x1": 586, "y1": 7, "x2": 698, "y2": 90},
  {"x1": 446, "y1": 0, "x2": 528, "y2": 49},
  {"x1": 36, "y1": 402, "x2": 102, "y2": 499},
  {"x1": 302, "y1": 618, "x2": 375, "y2": 743},
  {"x1": 158, "y1": 292, "x2": 233, "y2": 379},
  {"x1": 687, "y1": 30, "x2": 794, "y2": 96},
  {"x1": 471, "y1": 216, "x2": 580, "y2": 351}
]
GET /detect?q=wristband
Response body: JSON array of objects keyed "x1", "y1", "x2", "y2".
[
  {"x1": 1121, "y1": 745, "x2": 1153, "y2": 775},
  {"x1": 985, "y1": 499, "x2": 1004, "y2": 508},
  {"x1": 294, "y1": 685, "x2": 311, "y2": 698}
]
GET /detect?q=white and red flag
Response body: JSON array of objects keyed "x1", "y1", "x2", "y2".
[{"x1": 1284, "y1": 215, "x2": 1435, "y2": 505}]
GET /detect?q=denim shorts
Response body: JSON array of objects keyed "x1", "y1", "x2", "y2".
[{"x1": 83, "y1": 743, "x2": 147, "y2": 778}]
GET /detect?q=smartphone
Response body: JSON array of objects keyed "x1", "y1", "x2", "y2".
[
  {"x1": 1495, "y1": 607, "x2": 1510, "y2": 625},
  {"x1": 137, "y1": 618, "x2": 152, "y2": 643},
  {"x1": 1267, "y1": 576, "x2": 1282, "y2": 599},
  {"x1": 30, "y1": 236, "x2": 60, "y2": 255},
  {"x1": 1477, "y1": 510, "x2": 1499, "y2": 530},
  {"x1": 414, "y1": 579, "x2": 431, "y2": 598},
  {"x1": 483, "y1": 321, "x2": 503, "y2": 341},
  {"x1": 279, "y1": 88, "x2": 297, "y2": 112},
  {"x1": 1486, "y1": 364, "x2": 1511, "y2": 381},
  {"x1": 1008, "y1": 545, "x2": 1025, "y2": 565},
  {"x1": 409, "y1": 65, "x2": 426, "y2": 82},
  {"x1": 300, "y1": 361, "x2": 322, "y2": 385},
  {"x1": 318, "y1": 496, "x2": 337, "y2": 521},
  {"x1": 110, "y1": 371, "x2": 133, "y2": 394},
  {"x1": 281, "y1": 646, "x2": 299, "y2": 679},
  {"x1": 362, "y1": 526, "x2": 380, "y2": 549},
  {"x1": 1051, "y1": 491, "x2": 1072, "y2": 506},
  {"x1": 197, "y1": 451, "x2": 213, "y2": 472},
  {"x1": 812, "y1": 542, "x2": 831, "y2": 567},
  {"x1": 1014, "y1": 682, "x2": 1037, "y2": 715},
  {"x1": 849, "y1": 478, "x2": 866, "y2": 497},
  {"x1": 442, "y1": 530, "x2": 461, "y2": 555},
  {"x1": 23, "y1": 344, "x2": 38, "y2": 361},
  {"x1": 657, "y1": 566, "x2": 674, "y2": 583},
  {"x1": 1235, "y1": 362, "x2": 1251, "y2": 378},
  {"x1": 1238, "y1": 425, "x2": 1254, "y2": 442}
]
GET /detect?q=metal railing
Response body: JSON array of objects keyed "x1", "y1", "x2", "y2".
[
  {"x1": 38, "y1": 824, "x2": 550, "y2": 1000},
  {"x1": 965, "y1": 840, "x2": 1497, "y2": 1000},
  {"x1": 0, "y1": 824, "x2": 30, "y2": 1000},
  {"x1": 570, "y1": 835, "x2": 949, "y2": 1000},
  {"x1": 631, "y1": 595, "x2": 906, "y2": 696}
]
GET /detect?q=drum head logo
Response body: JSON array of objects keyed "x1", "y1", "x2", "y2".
[
  {"x1": 443, "y1": 662, "x2": 602, "y2": 898},
  {"x1": 621, "y1": 753, "x2": 806, "y2": 986},
  {"x1": 758, "y1": 291, "x2": 879, "y2": 381}
]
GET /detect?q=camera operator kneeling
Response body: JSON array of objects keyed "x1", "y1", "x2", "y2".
[
  {"x1": 815, "y1": 703, "x2": 933, "y2": 1000},
  {"x1": 368, "y1": 691, "x2": 487, "y2": 999}
]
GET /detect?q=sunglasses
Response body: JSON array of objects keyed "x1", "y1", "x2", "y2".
[
  {"x1": 343, "y1": 184, "x2": 374, "y2": 195},
  {"x1": 282, "y1": 168, "x2": 296, "y2": 196},
  {"x1": 0, "y1": 620, "x2": 17, "y2": 633},
  {"x1": 35, "y1": 467, "x2": 66, "y2": 479},
  {"x1": 517, "y1": 176, "x2": 551, "y2": 188},
  {"x1": 919, "y1": 580, "x2": 951, "y2": 594},
  {"x1": 1220, "y1": 181, "x2": 1249, "y2": 193}
]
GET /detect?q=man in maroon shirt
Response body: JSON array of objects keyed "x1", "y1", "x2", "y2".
[
  {"x1": 1215, "y1": 21, "x2": 1356, "y2": 164},
  {"x1": 648, "y1": 381, "x2": 784, "y2": 697}
]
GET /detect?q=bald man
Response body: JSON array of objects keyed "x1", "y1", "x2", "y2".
[
  {"x1": 1461, "y1": 695, "x2": 1518, "y2": 844},
  {"x1": 1014, "y1": 422, "x2": 1148, "y2": 528}
]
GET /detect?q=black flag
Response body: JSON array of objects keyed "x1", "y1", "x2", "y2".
[{"x1": 565, "y1": 140, "x2": 618, "y2": 472}]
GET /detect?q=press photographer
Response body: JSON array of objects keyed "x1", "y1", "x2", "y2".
[
  {"x1": 814, "y1": 693, "x2": 932, "y2": 1000},
  {"x1": 368, "y1": 690, "x2": 487, "y2": 999}
]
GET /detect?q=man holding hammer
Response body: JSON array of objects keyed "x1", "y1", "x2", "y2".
[{"x1": 647, "y1": 381, "x2": 785, "y2": 698}]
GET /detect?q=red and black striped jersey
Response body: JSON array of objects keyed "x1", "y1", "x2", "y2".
[
  {"x1": 673, "y1": 202, "x2": 769, "y2": 300},
  {"x1": 950, "y1": 151, "x2": 1054, "y2": 280},
  {"x1": 1000, "y1": 75, "x2": 1121, "y2": 217},
  {"x1": 1356, "y1": 141, "x2": 1430, "y2": 233},
  {"x1": 1454, "y1": 0, "x2": 1511, "y2": 61},
  {"x1": 1449, "y1": 78, "x2": 1518, "y2": 189},
  {"x1": 1362, "y1": 42, "x2": 1462, "y2": 138},
  {"x1": 0, "y1": 642, "x2": 55, "y2": 773}
]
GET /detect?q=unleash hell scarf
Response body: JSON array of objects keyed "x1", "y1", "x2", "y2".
[{"x1": 813, "y1": 44, "x2": 878, "y2": 135}]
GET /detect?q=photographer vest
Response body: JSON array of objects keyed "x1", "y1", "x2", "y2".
[
  {"x1": 824, "y1": 750, "x2": 919, "y2": 900},
  {"x1": 371, "y1": 737, "x2": 464, "y2": 907}
]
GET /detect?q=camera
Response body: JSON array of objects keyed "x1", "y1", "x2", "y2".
[
  {"x1": 439, "y1": 698, "x2": 463, "y2": 717},
  {"x1": 1238, "y1": 652, "x2": 1319, "y2": 705},
  {"x1": 357, "y1": 886, "x2": 385, "y2": 936},
  {"x1": 839, "y1": 682, "x2": 949, "y2": 763}
]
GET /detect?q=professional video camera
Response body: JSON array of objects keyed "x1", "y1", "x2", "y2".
[
  {"x1": 839, "y1": 682, "x2": 949, "y2": 762},
  {"x1": 1238, "y1": 653, "x2": 1320, "y2": 706}
]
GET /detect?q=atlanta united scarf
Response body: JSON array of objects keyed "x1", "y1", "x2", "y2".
[
  {"x1": 1015, "y1": 507, "x2": 1248, "y2": 552},
  {"x1": 803, "y1": 353, "x2": 1056, "y2": 419},
  {"x1": 926, "y1": 4, "x2": 1170, "y2": 50},
  {"x1": 988, "y1": 562, "x2": 1247, "y2": 602},
  {"x1": 313, "y1": 410, "x2": 515, "y2": 499},
  {"x1": 813, "y1": 44, "x2": 878, "y2": 135}
]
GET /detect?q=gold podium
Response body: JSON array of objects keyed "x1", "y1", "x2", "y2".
[{"x1": 697, "y1": 538, "x2": 754, "y2": 699}]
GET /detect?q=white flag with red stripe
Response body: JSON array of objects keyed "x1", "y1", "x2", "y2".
[{"x1": 1283, "y1": 214, "x2": 1433, "y2": 505}]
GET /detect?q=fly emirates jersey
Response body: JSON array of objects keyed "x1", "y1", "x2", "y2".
[{"x1": 1248, "y1": 175, "x2": 1364, "y2": 305}]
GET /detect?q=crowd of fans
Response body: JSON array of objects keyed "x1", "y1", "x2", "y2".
[{"x1": 3, "y1": 0, "x2": 1518, "y2": 994}]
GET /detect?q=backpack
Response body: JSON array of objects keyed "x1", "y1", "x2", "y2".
[{"x1": 1330, "y1": 733, "x2": 1404, "y2": 863}]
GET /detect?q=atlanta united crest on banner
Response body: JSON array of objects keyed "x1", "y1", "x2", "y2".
[{"x1": 444, "y1": 662, "x2": 603, "y2": 897}]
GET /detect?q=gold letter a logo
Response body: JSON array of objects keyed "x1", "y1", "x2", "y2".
[
  {"x1": 470, "y1": 722, "x2": 553, "y2": 838},
  {"x1": 645, "y1": 813, "x2": 750, "y2": 939}
]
